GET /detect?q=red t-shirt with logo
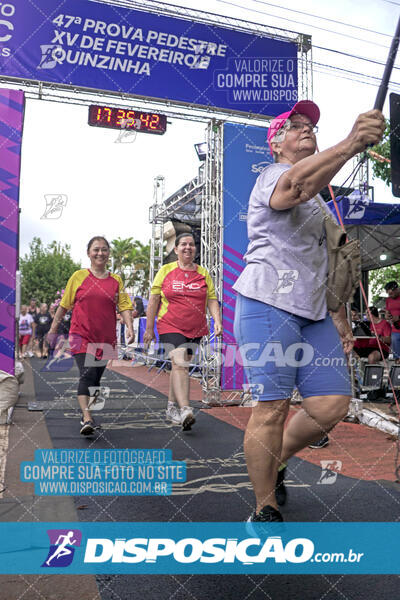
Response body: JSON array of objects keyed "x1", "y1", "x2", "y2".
[
  {"x1": 385, "y1": 296, "x2": 400, "y2": 332},
  {"x1": 60, "y1": 269, "x2": 132, "y2": 356},
  {"x1": 150, "y1": 262, "x2": 217, "y2": 338}
]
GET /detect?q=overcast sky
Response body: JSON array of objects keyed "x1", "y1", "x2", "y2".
[{"x1": 17, "y1": 0, "x2": 400, "y2": 265}]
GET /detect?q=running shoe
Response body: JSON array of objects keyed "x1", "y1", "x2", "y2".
[
  {"x1": 309, "y1": 435, "x2": 329, "y2": 449},
  {"x1": 165, "y1": 402, "x2": 181, "y2": 425},
  {"x1": 79, "y1": 417, "x2": 101, "y2": 435},
  {"x1": 248, "y1": 504, "x2": 283, "y2": 523},
  {"x1": 246, "y1": 504, "x2": 284, "y2": 536},
  {"x1": 80, "y1": 420, "x2": 95, "y2": 436},
  {"x1": 275, "y1": 467, "x2": 287, "y2": 506},
  {"x1": 180, "y1": 406, "x2": 195, "y2": 431}
]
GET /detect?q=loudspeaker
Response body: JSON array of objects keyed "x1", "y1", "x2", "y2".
[
  {"x1": 362, "y1": 365, "x2": 384, "y2": 390},
  {"x1": 389, "y1": 365, "x2": 400, "y2": 389}
]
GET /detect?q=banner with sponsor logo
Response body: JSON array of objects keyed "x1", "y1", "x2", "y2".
[
  {"x1": 1, "y1": 521, "x2": 400, "y2": 574},
  {"x1": 0, "y1": 0, "x2": 298, "y2": 116},
  {"x1": 221, "y1": 122, "x2": 272, "y2": 391},
  {"x1": 0, "y1": 89, "x2": 24, "y2": 375}
]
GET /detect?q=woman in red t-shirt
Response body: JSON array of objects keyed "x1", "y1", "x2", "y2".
[
  {"x1": 48, "y1": 236, "x2": 134, "y2": 436},
  {"x1": 144, "y1": 233, "x2": 222, "y2": 431}
]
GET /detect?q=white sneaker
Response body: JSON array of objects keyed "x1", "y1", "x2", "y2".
[
  {"x1": 180, "y1": 406, "x2": 195, "y2": 431},
  {"x1": 165, "y1": 403, "x2": 181, "y2": 425}
]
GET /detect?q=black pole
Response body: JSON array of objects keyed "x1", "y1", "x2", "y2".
[{"x1": 374, "y1": 15, "x2": 400, "y2": 110}]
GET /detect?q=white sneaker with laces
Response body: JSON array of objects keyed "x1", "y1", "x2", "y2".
[
  {"x1": 165, "y1": 402, "x2": 181, "y2": 425},
  {"x1": 180, "y1": 406, "x2": 195, "y2": 431}
]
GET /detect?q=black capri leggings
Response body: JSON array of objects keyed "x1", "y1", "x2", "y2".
[{"x1": 74, "y1": 353, "x2": 107, "y2": 396}]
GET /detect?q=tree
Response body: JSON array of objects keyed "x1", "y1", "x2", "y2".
[
  {"x1": 109, "y1": 237, "x2": 134, "y2": 279},
  {"x1": 128, "y1": 240, "x2": 151, "y2": 296},
  {"x1": 369, "y1": 263, "x2": 400, "y2": 305},
  {"x1": 369, "y1": 119, "x2": 391, "y2": 187},
  {"x1": 20, "y1": 237, "x2": 81, "y2": 306},
  {"x1": 110, "y1": 238, "x2": 151, "y2": 296}
]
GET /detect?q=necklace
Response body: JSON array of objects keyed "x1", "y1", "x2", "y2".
[
  {"x1": 89, "y1": 268, "x2": 108, "y2": 279},
  {"x1": 178, "y1": 260, "x2": 195, "y2": 271}
]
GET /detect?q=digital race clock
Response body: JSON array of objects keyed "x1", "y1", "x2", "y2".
[{"x1": 88, "y1": 105, "x2": 167, "y2": 135}]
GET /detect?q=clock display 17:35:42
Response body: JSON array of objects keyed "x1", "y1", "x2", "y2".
[{"x1": 88, "y1": 105, "x2": 167, "y2": 134}]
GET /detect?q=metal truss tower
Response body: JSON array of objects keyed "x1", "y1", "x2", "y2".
[
  {"x1": 149, "y1": 176, "x2": 165, "y2": 288},
  {"x1": 200, "y1": 121, "x2": 224, "y2": 403}
]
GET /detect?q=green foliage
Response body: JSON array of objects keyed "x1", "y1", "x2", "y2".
[
  {"x1": 369, "y1": 263, "x2": 400, "y2": 305},
  {"x1": 369, "y1": 119, "x2": 391, "y2": 187},
  {"x1": 20, "y1": 237, "x2": 81, "y2": 306},
  {"x1": 110, "y1": 238, "x2": 151, "y2": 296}
]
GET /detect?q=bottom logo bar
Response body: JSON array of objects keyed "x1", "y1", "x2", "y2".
[{"x1": 0, "y1": 522, "x2": 399, "y2": 574}]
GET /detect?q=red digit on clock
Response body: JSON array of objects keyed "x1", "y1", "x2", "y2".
[
  {"x1": 140, "y1": 113, "x2": 150, "y2": 128},
  {"x1": 149, "y1": 114, "x2": 160, "y2": 129},
  {"x1": 103, "y1": 107, "x2": 112, "y2": 123},
  {"x1": 126, "y1": 111, "x2": 135, "y2": 128},
  {"x1": 116, "y1": 109, "x2": 126, "y2": 126}
]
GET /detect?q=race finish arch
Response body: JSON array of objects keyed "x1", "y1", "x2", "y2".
[{"x1": 0, "y1": 0, "x2": 312, "y2": 402}]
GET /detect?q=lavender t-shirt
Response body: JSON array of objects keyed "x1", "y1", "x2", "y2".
[{"x1": 233, "y1": 162, "x2": 330, "y2": 321}]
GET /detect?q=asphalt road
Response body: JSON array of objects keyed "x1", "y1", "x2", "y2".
[{"x1": 25, "y1": 357, "x2": 400, "y2": 600}]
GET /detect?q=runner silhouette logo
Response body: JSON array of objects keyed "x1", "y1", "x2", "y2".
[{"x1": 42, "y1": 529, "x2": 82, "y2": 567}]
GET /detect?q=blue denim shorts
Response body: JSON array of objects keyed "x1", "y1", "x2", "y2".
[{"x1": 233, "y1": 294, "x2": 351, "y2": 401}]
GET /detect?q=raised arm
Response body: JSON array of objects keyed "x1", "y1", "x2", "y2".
[{"x1": 270, "y1": 110, "x2": 385, "y2": 210}]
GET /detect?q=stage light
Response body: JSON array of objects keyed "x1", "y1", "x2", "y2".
[
  {"x1": 380, "y1": 253, "x2": 388, "y2": 261},
  {"x1": 194, "y1": 142, "x2": 207, "y2": 161}
]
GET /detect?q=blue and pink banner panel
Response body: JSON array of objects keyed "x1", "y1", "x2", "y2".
[
  {"x1": 221, "y1": 122, "x2": 272, "y2": 390},
  {"x1": 0, "y1": 89, "x2": 24, "y2": 375}
]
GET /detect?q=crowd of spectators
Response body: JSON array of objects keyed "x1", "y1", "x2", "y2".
[
  {"x1": 18, "y1": 296, "x2": 72, "y2": 359},
  {"x1": 19, "y1": 294, "x2": 146, "y2": 359}
]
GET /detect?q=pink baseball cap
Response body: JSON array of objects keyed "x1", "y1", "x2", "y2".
[{"x1": 267, "y1": 100, "x2": 320, "y2": 154}]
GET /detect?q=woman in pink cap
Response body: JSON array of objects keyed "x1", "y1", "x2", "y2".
[{"x1": 233, "y1": 100, "x2": 384, "y2": 523}]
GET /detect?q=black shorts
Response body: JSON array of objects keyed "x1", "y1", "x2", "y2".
[{"x1": 159, "y1": 333, "x2": 201, "y2": 357}]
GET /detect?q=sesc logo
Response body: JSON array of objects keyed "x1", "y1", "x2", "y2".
[
  {"x1": 83, "y1": 536, "x2": 314, "y2": 564},
  {"x1": 42, "y1": 529, "x2": 82, "y2": 567},
  {"x1": 251, "y1": 161, "x2": 270, "y2": 174}
]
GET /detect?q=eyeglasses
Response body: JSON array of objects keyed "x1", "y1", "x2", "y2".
[{"x1": 288, "y1": 121, "x2": 318, "y2": 134}]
